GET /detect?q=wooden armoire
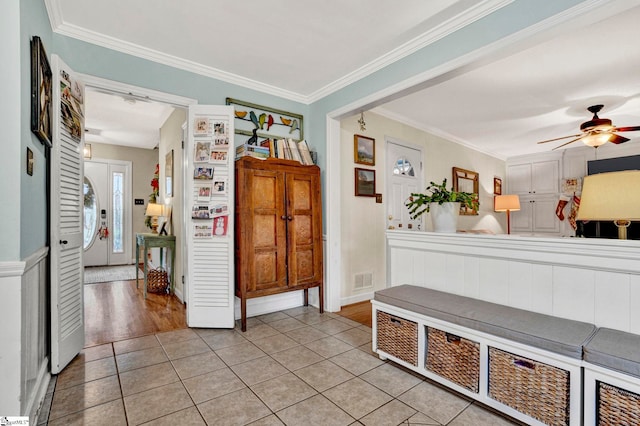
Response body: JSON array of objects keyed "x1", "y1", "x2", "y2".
[{"x1": 235, "y1": 156, "x2": 324, "y2": 331}]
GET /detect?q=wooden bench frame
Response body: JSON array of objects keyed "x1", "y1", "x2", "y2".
[{"x1": 372, "y1": 300, "x2": 583, "y2": 426}]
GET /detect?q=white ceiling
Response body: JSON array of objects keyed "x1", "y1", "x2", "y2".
[{"x1": 48, "y1": 0, "x2": 640, "y2": 158}]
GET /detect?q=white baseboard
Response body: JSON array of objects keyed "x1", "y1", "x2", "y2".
[
  {"x1": 26, "y1": 361, "x2": 50, "y2": 424},
  {"x1": 341, "y1": 291, "x2": 374, "y2": 307},
  {"x1": 234, "y1": 291, "x2": 305, "y2": 319}
]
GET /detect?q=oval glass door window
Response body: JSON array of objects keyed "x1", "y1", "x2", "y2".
[
  {"x1": 83, "y1": 177, "x2": 98, "y2": 249},
  {"x1": 393, "y1": 157, "x2": 415, "y2": 176}
]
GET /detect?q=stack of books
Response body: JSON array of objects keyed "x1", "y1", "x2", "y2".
[
  {"x1": 235, "y1": 144, "x2": 270, "y2": 160},
  {"x1": 275, "y1": 138, "x2": 315, "y2": 165}
]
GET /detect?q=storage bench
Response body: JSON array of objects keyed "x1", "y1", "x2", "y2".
[
  {"x1": 372, "y1": 285, "x2": 597, "y2": 426},
  {"x1": 583, "y1": 328, "x2": 640, "y2": 425}
]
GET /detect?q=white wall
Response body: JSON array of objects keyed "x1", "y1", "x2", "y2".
[
  {"x1": 339, "y1": 111, "x2": 506, "y2": 304},
  {"x1": 158, "y1": 108, "x2": 187, "y2": 298}
]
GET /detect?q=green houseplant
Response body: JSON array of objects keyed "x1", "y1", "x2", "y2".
[{"x1": 406, "y1": 179, "x2": 479, "y2": 232}]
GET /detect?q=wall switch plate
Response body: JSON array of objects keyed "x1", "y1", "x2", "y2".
[
  {"x1": 135, "y1": 199, "x2": 145, "y2": 205},
  {"x1": 375, "y1": 193, "x2": 382, "y2": 203}
]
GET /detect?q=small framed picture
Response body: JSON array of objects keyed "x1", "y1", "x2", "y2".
[
  {"x1": 209, "y1": 149, "x2": 228, "y2": 163},
  {"x1": 493, "y1": 177, "x2": 502, "y2": 195},
  {"x1": 355, "y1": 168, "x2": 376, "y2": 197},
  {"x1": 194, "y1": 166, "x2": 213, "y2": 180},
  {"x1": 194, "y1": 141, "x2": 211, "y2": 162},
  {"x1": 212, "y1": 178, "x2": 227, "y2": 195},
  {"x1": 194, "y1": 117, "x2": 210, "y2": 135},
  {"x1": 354, "y1": 134, "x2": 375, "y2": 166},
  {"x1": 197, "y1": 184, "x2": 212, "y2": 201}
]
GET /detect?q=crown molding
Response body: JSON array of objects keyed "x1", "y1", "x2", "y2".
[
  {"x1": 305, "y1": 0, "x2": 513, "y2": 103},
  {"x1": 373, "y1": 106, "x2": 507, "y2": 161}
]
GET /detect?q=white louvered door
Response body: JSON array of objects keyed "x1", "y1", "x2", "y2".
[
  {"x1": 50, "y1": 55, "x2": 85, "y2": 373},
  {"x1": 186, "y1": 105, "x2": 235, "y2": 328}
]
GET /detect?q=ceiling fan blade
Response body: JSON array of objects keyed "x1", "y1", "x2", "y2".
[
  {"x1": 536, "y1": 133, "x2": 583, "y2": 144},
  {"x1": 551, "y1": 136, "x2": 583, "y2": 150},
  {"x1": 608, "y1": 134, "x2": 630, "y2": 144},
  {"x1": 612, "y1": 125, "x2": 640, "y2": 132}
]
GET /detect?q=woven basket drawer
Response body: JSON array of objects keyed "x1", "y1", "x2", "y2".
[
  {"x1": 376, "y1": 311, "x2": 418, "y2": 366},
  {"x1": 426, "y1": 328, "x2": 480, "y2": 393},
  {"x1": 488, "y1": 347, "x2": 570, "y2": 426},
  {"x1": 597, "y1": 381, "x2": 640, "y2": 425}
]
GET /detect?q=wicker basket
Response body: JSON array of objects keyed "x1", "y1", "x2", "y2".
[
  {"x1": 376, "y1": 311, "x2": 418, "y2": 366},
  {"x1": 597, "y1": 381, "x2": 640, "y2": 425},
  {"x1": 426, "y1": 328, "x2": 480, "y2": 393},
  {"x1": 488, "y1": 347, "x2": 570, "y2": 426},
  {"x1": 146, "y1": 267, "x2": 169, "y2": 294}
]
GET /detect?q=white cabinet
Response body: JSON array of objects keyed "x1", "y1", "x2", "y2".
[
  {"x1": 507, "y1": 160, "x2": 559, "y2": 195},
  {"x1": 511, "y1": 195, "x2": 560, "y2": 234}
]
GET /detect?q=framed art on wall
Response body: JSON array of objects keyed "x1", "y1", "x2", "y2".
[
  {"x1": 31, "y1": 36, "x2": 53, "y2": 147},
  {"x1": 494, "y1": 177, "x2": 502, "y2": 195},
  {"x1": 165, "y1": 149, "x2": 174, "y2": 197},
  {"x1": 354, "y1": 134, "x2": 375, "y2": 166},
  {"x1": 355, "y1": 168, "x2": 376, "y2": 197},
  {"x1": 226, "y1": 97, "x2": 303, "y2": 145}
]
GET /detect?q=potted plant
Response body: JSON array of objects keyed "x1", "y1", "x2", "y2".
[{"x1": 406, "y1": 178, "x2": 479, "y2": 232}]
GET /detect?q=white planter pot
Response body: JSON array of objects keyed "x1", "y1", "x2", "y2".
[{"x1": 429, "y1": 202, "x2": 461, "y2": 233}]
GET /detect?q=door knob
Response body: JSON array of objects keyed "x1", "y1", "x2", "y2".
[
  {"x1": 60, "y1": 240, "x2": 68, "y2": 245},
  {"x1": 287, "y1": 215, "x2": 293, "y2": 221},
  {"x1": 281, "y1": 215, "x2": 287, "y2": 220}
]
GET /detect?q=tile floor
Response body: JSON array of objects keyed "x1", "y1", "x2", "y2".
[{"x1": 44, "y1": 306, "x2": 521, "y2": 425}]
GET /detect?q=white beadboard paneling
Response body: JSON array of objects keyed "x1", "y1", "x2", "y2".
[
  {"x1": 424, "y1": 252, "x2": 447, "y2": 291},
  {"x1": 594, "y1": 272, "x2": 630, "y2": 330},
  {"x1": 445, "y1": 254, "x2": 465, "y2": 295},
  {"x1": 629, "y1": 275, "x2": 640, "y2": 334},
  {"x1": 553, "y1": 266, "x2": 595, "y2": 323},
  {"x1": 530, "y1": 264, "x2": 553, "y2": 315},
  {"x1": 507, "y1": 262, "x2": 532, "y2": 310},
  {"x1": 478, "y1": 258, "x2": 508, "y2": 304},
  {"x1": 463, "y1": 256, "x2": 480, "y2": 298}
]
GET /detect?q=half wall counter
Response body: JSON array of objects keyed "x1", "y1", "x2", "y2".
[{"x1": 386, "y1": 230, "x2": 640, "y2": 334}]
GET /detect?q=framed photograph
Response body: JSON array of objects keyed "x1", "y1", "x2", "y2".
[
  {"x1": 165, "y1": 150, "x2": 173, "y2": 198},
  {"x1": 26, "y1": 148, "x2": 34, "y2": 176},
  {"x1": 355, "y1": 168, "x2": 376, "y2": 197},
  {"x1": 210, "y1": 149, "x2": 228, "y2": 163},
  {"x1": 197, "y1": 184, "x2": 212, "y2": 201},
  {"x1": 31, "y1": 36, "x2": 53, "y2": 147},
  {"x1": 493, "y1": 177, "x2": 502, "y2": 195},
  {"x1": 212, "y1": 178, "x2": 227, "y2": 195},
  {"x1": 192, "y1": 205, "x2": 212, "y2": 219},
  {"x1": 226, "y1": 97, "x2": 303, "y2": 146},
  {"x1": 194, "y1": 141, "x2": 211, "y2": 162},
  {"x1": 354, "y1": 134, "x2": 375, "y2": 166},
  {"x1": 194, "y1": 117, "x2": 210, "y2": 135},
  {"x1": 194, "y1": 166, "x2": 213, "y2": 180}
]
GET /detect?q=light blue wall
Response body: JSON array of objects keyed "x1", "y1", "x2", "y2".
[{"x1": 6, "y1": 0, "x2": 590, "y2": 261}]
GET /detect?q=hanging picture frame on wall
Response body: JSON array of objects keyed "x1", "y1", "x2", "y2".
[
  {"x1": 355, "y1": 167, "x2": 376, "y2": 197},
  {"x1": 31, "y1": 36, "x2": 53, "y2": 147},
  {"x1": 165, "y1": 149, "x2": 174, "y2": 198},
  {"x1": 354, "y1": 134, "x2": 375, "y2": 166}
]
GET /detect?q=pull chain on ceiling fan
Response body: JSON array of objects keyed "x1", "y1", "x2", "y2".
[{"x1": 536, "y1": 104, "x2": 640, "y2": 150}]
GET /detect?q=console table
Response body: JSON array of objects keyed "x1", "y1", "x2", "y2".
[{"x1": 135, "y1": 233, "x2": 176, "y2": 298}]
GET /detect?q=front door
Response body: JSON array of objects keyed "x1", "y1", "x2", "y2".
[
  {"x1": 386, "y1": 138, "x2": 423, "y2": 231},
  {"x1": 84, "y1": 159, "x2": 132, "y2": 266},
  {"x1": 50, "y1": 55, "x2": 85, "y2": 373}
]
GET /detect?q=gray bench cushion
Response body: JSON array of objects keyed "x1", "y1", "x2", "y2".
[
  {"x1": 374, "y1": 285, "x2": 596, "y2": 359},
  {"x1": 584, "y1": 328, "x2": 640, "y2": 378}
]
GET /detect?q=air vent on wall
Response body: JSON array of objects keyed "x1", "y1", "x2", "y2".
[{"x1": 354, "y1": 272, "x2": 373, "y2": 290}]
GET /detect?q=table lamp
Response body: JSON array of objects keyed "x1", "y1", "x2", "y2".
[
  {"x1": 576, "y1": 170, "x2": 640, "y2": 239},
  {"x1": 145, "y1": 203, "x2": 164, "y2": 234},
  {"x1": 494, "y1": 194, "x2": 521, "y2": 235}
]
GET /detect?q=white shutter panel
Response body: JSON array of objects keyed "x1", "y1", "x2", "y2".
[
  {"x1": 186, "y1": 105, "x2": 235, "y2": 328},
  {"x1": 50, "y1": 55, "x2": 85, "y2": 373}
]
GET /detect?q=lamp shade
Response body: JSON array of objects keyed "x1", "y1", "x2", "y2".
[
  {"x1": 494, "y1": 195, "x2": 521, "y2": 212},
  {"x1": 145, "y1": 203, "x2": 164, "y2": 217},
  {"x1": 576, "y1": 171, "x2": 640, "y2": 221}
]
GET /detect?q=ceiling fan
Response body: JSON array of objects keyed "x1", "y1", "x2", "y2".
[{"x1": 537, "y1": 104, "x2": 640, "y2": 150}]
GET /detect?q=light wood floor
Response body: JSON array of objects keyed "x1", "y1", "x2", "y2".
[
  {"x1": 84, "y1": 279, "x2": 187, "y2": 347},
  {"x1": 336, "y1": 300, "x2": 372, "y2": 327},
  {"x1": 84, "y1": 279, "x2": 372, "y2": 348}
]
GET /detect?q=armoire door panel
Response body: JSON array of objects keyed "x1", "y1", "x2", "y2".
[
  {"x1": 253, "y1": 215, "x2": 278, "y2": 247},
  {"x1": 252, "y1": 173, "x2": 281, "y2": 210},
  {"x1": 254, "y1": 251, "x2": 285, "y2": 290},
  {"x1": 293, "y1": 215, "x2": 312, "y2": 243},
  {"x1": 291, "y1": 178, "x2": 312, "y2": 210}
]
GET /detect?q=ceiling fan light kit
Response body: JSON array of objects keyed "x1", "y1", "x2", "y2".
[{"x1": 536, "y1": 104, "x2": 639, "y2": 150}]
